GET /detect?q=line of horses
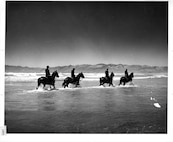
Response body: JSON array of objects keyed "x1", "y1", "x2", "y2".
[{"x1": 36, "y1": 70, "x2": 134, "y2": 89}]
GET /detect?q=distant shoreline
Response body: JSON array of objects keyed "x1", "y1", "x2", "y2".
[
  {"x1": 5, "y1": 63, "x2": 168, "y2": 69},
  {"x1": 5, "y1": 64, "x2": 168, "y2": 74}
]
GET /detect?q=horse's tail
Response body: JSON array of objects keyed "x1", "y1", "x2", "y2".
[
  {"x1": 119, "y1": 80, "x2": 121, "y2": 86},
  {"x1": 62, "y1": 78, "x2": 68, "y2": 88},
  {"x1": 36, "y1": 78, "x2": 40, "y2": 89},
  {"x1": 62, "y1": 81, "x2": 65, "y2": 87},
  {"x1": 100, "y1": 78, "x2": 103, "y2": 86},
  {"x1": 119, "y1": 77, "x2": 122, "y2": 85}
]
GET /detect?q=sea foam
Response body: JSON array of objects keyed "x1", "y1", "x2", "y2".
[{"x1": 5, "y1": 72, "x2": 167, "y2": 82}]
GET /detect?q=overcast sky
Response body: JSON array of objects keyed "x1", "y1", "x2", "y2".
[{"x1": 5, "y1": 1, "x2": 168, "y2": 67}]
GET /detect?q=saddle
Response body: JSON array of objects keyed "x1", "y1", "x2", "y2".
[
  {"x1": 71, "y1": 76, "x2": 80, "y2": 85},
  {"x1": 105, "y1": 76, "x2": 110, "y2": 82},
  {"x1": 71, "y1": 76, "x2": 76, "y2": 82},
  {"x1": 125, "y1": 75, "x2": 129, "y2": 80},
  {"x1": 46, "y1": 76, "x2": 52, "y2": 82}
]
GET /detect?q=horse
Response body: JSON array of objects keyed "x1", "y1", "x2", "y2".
[
  {"x1": 100, "y1": 72, "x2": 115, "y2": 87},
  {"x1": 119, "y1": 72, "x2": 134, "y2": 86},
  {"x1": 62, "y1": 72, "x2": 85, "y2": 88},
  {"x1": 36, "y1": 70, "x2": 59, "y2": 89}
]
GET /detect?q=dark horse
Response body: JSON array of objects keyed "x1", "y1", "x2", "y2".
[
  {"x1": 36, "y1": 70, "x2": 59, "y2": 89},
  {"x1": 119, "y1": 72, "x2": 134, "y2": 86},
  {"x1": 100, "y1": 72, "x2": 115, "y2": 87},
  {"x1": 62, "y1": 72, "x2": 85, "y2": 88}
]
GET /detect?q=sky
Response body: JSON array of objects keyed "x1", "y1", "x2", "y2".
[{"x1": 5, "y1": 1, "x2": 168, "y2": 67}]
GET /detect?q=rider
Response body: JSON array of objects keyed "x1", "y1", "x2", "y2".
[
  {"x1": 125, "y1": 69, "x2": 128, "y2": 79},
  {"x1": 45, "y1": 65, "x2": 50, "y2": 78},
  {"x1": 105, "y1": 68, "x2": 109, "y2": 81},
  {"x1": 71, "y1": 68, "x2": 75, "y2": 81}
]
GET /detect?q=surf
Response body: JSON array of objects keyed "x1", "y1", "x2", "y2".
[
  {"x1": 5, "y1": 72, "x2": 167, "y2": 82},
  {"x1": 24, "y1": 84, "x2": 139, "y2": 94}
]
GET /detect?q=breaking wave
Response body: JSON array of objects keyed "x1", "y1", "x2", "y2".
[
  {"x1": 5, "y1": 72, "x2": 167, "y2": 82},
  {"x1": 24, "y1": 85, "x2": 139, "y2": 94}
]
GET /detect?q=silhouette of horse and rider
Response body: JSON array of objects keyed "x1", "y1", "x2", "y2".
[
  {"x1": 100, "y1": 68, "x2": 134, "y2": 86},
  {"x1": 36, "y1": 66, "x2": 59, "y2": 89},
  {"x1": 62, "y1": 68, "x2": 85, "y2": 88},
  {"x1": 100, "y1": 68, "x2": 115, "y2": 86},
  {"x1": 36, "y1": 65, "x2": 134, "y2": 89},
  {"x1": 119, "y1": 69, "x2": 134, "y2": 86}
]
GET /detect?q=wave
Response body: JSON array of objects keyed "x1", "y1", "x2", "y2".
[
  {"x1": 24, "y1": 85, "x2": 139, "y2": 93},
  {"x1": 24, "y1": 86, "x2": 59, "y2": 93},
  {"x1": 116, "y1": 84, "x2": 138, "y2": 88},
  {"x1": 135, "y1": 74, "x2": 168, "y2": 79},
  {"x1": 59, "y1": 85, "x2": 118, "y2": 90},
  {"x1": 5, "y1": 72, "x2": 167, "y2": 82}
]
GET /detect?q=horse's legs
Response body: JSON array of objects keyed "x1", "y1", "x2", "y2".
[
  {"x1": 110, "y1": 82, "x2": 113, "y2": 86},
  {"x1": 123, "y1": 82, "x2": 125, "y2": 86},
  {"x1": 111, "y1": 83, "x2": 114, "y2": 87},
  {"x1": 53, "y1": 84, "x2": 55, "y2": 89},
  {"x1": 62, "y1": 81, "x2": 66, "y2": 88},
  {"x1": 63, "y1": 83, "x2": 68, "y2": 88},
  {"x1": 75, "y1": 82, "x2": 79, "y2": 87}
]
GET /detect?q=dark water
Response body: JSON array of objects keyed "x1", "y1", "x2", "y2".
[{"x1": 5, "y1": 78, "x2": 167, "y2": 133}]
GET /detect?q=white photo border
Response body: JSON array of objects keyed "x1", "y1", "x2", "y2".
[{"x1": 0, "y1": 0, "x2": 172, "y2": 142}]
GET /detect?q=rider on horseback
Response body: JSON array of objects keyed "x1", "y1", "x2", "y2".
[
  {"x1": 105, "y1": 68, "x2": 109, "y2": 81},
  {"x1": 71, "y1": 68, "x2": 76, "y2": 81},
  {"x1": 125, "y1": 69, "x2": 128, "y2": 79},
  {"x1": 45, "y1": 66, "x2": 51, "y2": 81},
  {"x1": 45, "y1": 66, "x2": 50, "y2": 77}
]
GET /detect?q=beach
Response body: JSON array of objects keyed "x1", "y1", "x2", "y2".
[{"x1": 5, "y1": 73, "x2": 167, "y2": 133}]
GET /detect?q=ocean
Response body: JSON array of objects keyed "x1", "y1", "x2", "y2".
[{"x1": 5, "y1": 72, "x2": 167, "y2": 133}]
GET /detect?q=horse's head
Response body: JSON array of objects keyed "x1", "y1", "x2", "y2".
[
  {"x1": 79, "y1": 72, "x2": 85, "y2": 78},
  {"x1": 129, "y1": 72, "x2": 134, "y2": 78},
  {"x1": 110, "y1": 72, "x2": 114, "y2": 78},
  {"x1": 52, "y1": 70, "x2": 59, "y2": 78}
]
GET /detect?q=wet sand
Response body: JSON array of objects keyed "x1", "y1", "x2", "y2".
[
  {"x1": 6, "y1": 108, "x2": 166, "y2": 133},
  {"x1": 5, "y1": 79, "x2": 167, "y2": 133}
]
